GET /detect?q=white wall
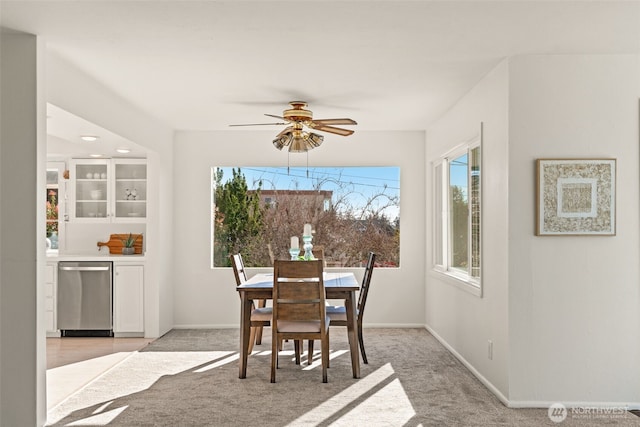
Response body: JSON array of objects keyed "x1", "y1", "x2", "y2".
[
  {"x1": 0, "y1": 30, "x2": 47, "y2": 426},
  {"x1": 508, "y1": 54, "x2": 640, "y2": 407},
  {"x1": 426, "y1": 54, "x2": 640, "y2": 408},
  {"x1": 425, "y1": 61, "x2": 511, "y2": 398},
  {"x1": 172, "y1": 130, "x2": 426, "y2": 328},
  {"x1": 47, "y1": 52, "x2": 175, "y2": 337}
]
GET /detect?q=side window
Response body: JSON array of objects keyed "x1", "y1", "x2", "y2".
[
  {"x1": 46, "y1": 161, "x2": 67, "y2": 252},
  {"x1": 449, "y1": 151, "x2": 469, "y2": 273},
  {"x1": 433, "y1": 137, "x2": 481, "y2": 289}
]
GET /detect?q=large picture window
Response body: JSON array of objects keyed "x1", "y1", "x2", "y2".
[
  {"x1": 433, "y1": 136, "x2": 481, "y2": 289},
  {"x1": 212, "y1": 166, "x2": 400, "y2": 268}
]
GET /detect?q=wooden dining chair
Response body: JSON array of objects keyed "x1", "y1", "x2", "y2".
[
  {"x1": 271, "y1": 259, "x2": 330, "y2": 383},
  {"x1": 231, "y1": 253, "x2": 271, "y2": 353},
  {"x1": 311, "y1": 245, "x2": 326, "y2": 267},
  {"x1": 307, "y1": 252, "x2": 376, "y2": 365}
]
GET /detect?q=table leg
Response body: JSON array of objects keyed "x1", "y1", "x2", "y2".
[
  {"x1": 345, "y1": 290, "x2": 360, "y2": 378},
  {"x1": 238, "y1": 292, "x2": 252, "y2": 379}
]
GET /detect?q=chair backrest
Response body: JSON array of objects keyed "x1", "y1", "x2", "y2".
[
  {"x1": 311, "y1": 245, "x2": 326, "y2": 267},
  {"x1": 230, "y1": 253, "x2": 248, "y2": 285},
  {"x1": 357, "y1": 252, "x2": 376, "y2": 317},
  {"x1": 273, "y1": 260, "x2": 325, "y2": 324}
]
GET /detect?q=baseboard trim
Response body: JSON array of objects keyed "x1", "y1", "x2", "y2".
[
  {"x1": 172, "y1": 323, "x2": 425, "y2": 330},
  {"x1": 173, "y1": 324, "x2": 239, "y2": 329},
  {"x1": 508, "y1": 400, "x2": 640, "y2": 410},
  {"x1": 363, "y1": 323, "x2": 425, "y2": 328},
  {"x1": 114, "y1": 332, "x2": 144, "y2": 338},
  {"x1": 424, "y1": 325, "x2": 640, "y2": 411},
  {"x1": 425, "y1": 325, "x2": 510, "y2": 407}
]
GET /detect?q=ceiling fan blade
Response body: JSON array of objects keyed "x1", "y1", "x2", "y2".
[
  {"x1": 265, "y1": 113, "x2": 291, "y2": 121},
  {"x1": 311, "y1": 118, "x2": 357, "y2": 126},
  {"x1": 229, "y1": 122, "x2": 287, "y2": 127},
  {"x1": 307, "y1": 123, "x2": 355, "y2": 136}
]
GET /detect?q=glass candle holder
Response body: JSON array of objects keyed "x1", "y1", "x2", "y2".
[
  {"x1": 302, "y1": 235, "x2": 314, "y2": 260},
  {"x1": 289, "y1": 247, "x2": 300, "y2": 260}
]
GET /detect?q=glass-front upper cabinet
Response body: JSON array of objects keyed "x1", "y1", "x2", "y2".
[
  {"x1": 69, "y1": 159, "x2": 147, "y2": 222},
  {"x1": 71, "y1": 159, "x2": 109, "y2": 221},
  {"x1": 113, "y1": 159, "x2": 147, "y2": 220}
]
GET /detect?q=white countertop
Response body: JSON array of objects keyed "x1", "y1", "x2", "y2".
[{"x1": 46, "y1": 250, "x2": 146, "y2": 262}]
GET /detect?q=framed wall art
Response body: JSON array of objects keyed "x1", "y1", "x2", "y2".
[{"x1": 536, "y1": 159, "x2": 616, "y2": 236}]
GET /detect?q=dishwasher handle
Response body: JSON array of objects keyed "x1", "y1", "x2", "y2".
[{"x1": 59, "y1": 266, "x2": 111, "y2": 272}]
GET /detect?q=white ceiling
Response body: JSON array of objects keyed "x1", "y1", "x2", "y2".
[
  {"x1": 2, "y1": 1, "x2": 639, "y2": 147},
  {"x1": 45, "y1": 104, "x2": 149, "y2": 159}
]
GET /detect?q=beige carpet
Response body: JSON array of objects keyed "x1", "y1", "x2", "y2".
[{"x1": 46, "y1": 329, "x2": 638, "y2": 426}]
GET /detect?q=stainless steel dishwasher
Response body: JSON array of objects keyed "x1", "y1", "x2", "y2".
[{"x1": 57, "y1": 261, "x2": 113, "y2": 337}]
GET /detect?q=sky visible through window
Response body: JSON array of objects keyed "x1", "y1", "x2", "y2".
[
  {"x1": 450, "y1": 154, "x2": 468, "y2": 199},
  {"x1": 216, "y1": 166, "x2": 400, "y2": 221}
]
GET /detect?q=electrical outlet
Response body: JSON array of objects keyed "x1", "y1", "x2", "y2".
[{"x1": 488, "y1": 340, "x2": 493, "y2": 360}]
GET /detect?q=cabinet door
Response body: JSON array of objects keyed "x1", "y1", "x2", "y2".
[
  {"x1": 113, "y1": 265, "x2": 144, "y2": 333},
  {"x1": 112, "y1": 160, "x2": 147, "y2": 222},
  {"x1": 69, "y1": 159, "x2": 111, "y2": 222},
  {"x1": 45, "y1": 263, "x2": 57, "y2": 334}
]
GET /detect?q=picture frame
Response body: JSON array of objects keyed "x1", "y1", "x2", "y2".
[{"x1": 536, "y1": 159, "x2": 616, "y2": 236}]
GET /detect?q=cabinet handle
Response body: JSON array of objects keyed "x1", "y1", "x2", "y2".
[{"x1": 60, "y1": 266, "x2": 110, "y2": 271}]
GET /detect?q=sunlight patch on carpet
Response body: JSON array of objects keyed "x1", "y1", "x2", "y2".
[
  {"x1": 193, "y1": 353, "x2": 239, "y2": 372},
  {"x1": 330, "y1": 378, "x2": 415, "y2": 426},
  {"x1": 47, "y1": 351, "x2": 233, "y2": 425},
  {"x1": 285, "y1": 363, "x2": 401, "y2": 426},
  {"x1": 303, "y1": 350, "x2": 348, "y2": 371},
  {"x1": 66, "y1": 404, "x2": 128, "y2": 426}
]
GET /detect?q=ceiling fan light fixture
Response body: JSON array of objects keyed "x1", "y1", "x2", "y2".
[
  {"x1": 287, "y1": 131, "x2": 324, "y2": 153},
  {"x1": 307, "y1": 132, "x2": 323, "y2": 148},
  {"x1": 273, "y1": 132, "x2": 292, "y2": 150},
  {"x1": 289, "y1": 135, "x2": 308, "y2": 153}
]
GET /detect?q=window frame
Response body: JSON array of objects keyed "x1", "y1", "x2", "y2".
[
  {"x1": 210, "y1": 166, "x2": 402, "y2": 269},
  {"x1": 46, "y1": 161, "x2": 67, "y2": 253},
  {"x1": 432, "y1": 132, "x2": 482, "y2": 296}
]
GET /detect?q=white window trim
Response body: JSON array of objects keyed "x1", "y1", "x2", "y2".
[
  {"x1": 431, "y1": 127, "x2": 483, "y2": 297},
  {"x1": 429, "y1": 269, "x2": 482, "y2": 297}
]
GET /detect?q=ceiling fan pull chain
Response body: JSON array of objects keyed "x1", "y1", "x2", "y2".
[{"x1": 306, "y1": 152, "x2": 309, "y2": 178}]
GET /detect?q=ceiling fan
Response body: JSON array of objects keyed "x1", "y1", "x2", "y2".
[{"x1": 230, "y1": 101, "x2": 357, "y2": 152}]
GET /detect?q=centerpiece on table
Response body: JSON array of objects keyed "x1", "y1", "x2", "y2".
[{"x1": 289, "y1": 223, "x2": 315, "y2": 260}]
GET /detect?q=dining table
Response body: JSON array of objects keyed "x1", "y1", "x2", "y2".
[{"x1": 236, "y1": 271, "x2": 361, "y2": 379}]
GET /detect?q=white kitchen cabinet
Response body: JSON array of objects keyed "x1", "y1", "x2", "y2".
[
  {"x1": 113, "y1": 159, "x2": 147, "y2": 221},
  {"x1": 69, "y1": 158, "x2": 147, "y2": 223},
  {"x1": 113, "y1": 264, "x2": 144, "y2": 335},
  {"x1": 45, "y1": 262, "x2": 57, "y2": 336}
]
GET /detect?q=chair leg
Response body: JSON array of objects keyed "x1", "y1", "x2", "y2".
[
  {"x1": 271, "y1": 333, "x2": 277, "y2": 383},
  {"x1": 307, "y1": 340, "x2": 314, "y2": 365},
  {"x1": 255, "y1": 326, "x2": 264, "y2": 345},
  {"x1": 255, "y1": 299, "x2": 266, "y2": 345},
  {"x1": 248, "y1": 327, "x2": 257, "y2": 354},
  {"x1": 357, "y1": 323, "x2": 367, "y2": 364},
  {"x1": 321, "y1": 332, "x2": 329, "y2": 383},
  {"x1": 294, "y1": 340, "x2": 301, "y2": 365}
]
